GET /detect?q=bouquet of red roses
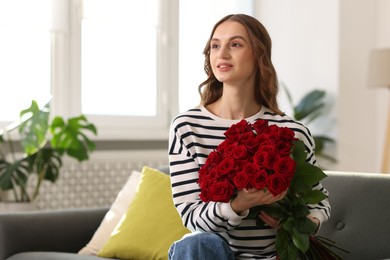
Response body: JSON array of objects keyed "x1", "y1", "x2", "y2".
[{"x1": 198, "y1": 119, "x2": 348, "y2": 260}]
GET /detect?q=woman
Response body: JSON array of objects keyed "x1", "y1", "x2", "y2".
[{"x1": 168, "y1": 14, "x2": 330, "y2": 259}]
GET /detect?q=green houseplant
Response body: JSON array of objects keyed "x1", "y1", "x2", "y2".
[
  {"x1": 0, "y1": 100, "x2": 97, "y2": 203},
  {"x1": 282, "y1": 83, "x2": 337, "y2": 163}
]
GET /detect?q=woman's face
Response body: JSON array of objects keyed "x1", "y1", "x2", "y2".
[{"x1": 209, "y1": 21, "x2": 256, "y2": 86}]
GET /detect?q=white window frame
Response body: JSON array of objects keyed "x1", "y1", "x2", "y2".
[
  {"x1": 51, "y1": 0, "x2": 179, "y2": 140},
  {"x1": 1, "y1": 0, "x2": 254, "y2": 141}
]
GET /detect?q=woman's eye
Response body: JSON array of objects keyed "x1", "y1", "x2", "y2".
[
  {"x1": 211, "y1": 44, "x2": 219, "y2": 49},
  {"x1": 231, "y1": 42, "x2": 241, "y2": 47}
]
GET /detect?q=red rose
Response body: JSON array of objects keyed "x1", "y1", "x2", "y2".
[
  {"x1": 251, "y1": 168, "x2": 268, "y2": 190},
  {"x1": 234, "y1": 119, "x2": 251, "y2": 133},
  {"x1": 265, "y1": 151, "x2": 279, "y2": 169},
  {"x1": 210, "y1": 180, "x2": 235, "y2": 202},
  {"x1": 233, "y1": 170, "x2": 250, "y2": 190},
  {"x1": 252, "y1": 119, "x2": 269, "y2": 134},
  {"x1": 253, "y1": 150, "x2": 266, "y2": 167},
  {"x1": 275, "y1": 140, "x2": 292, "y2": 156},
  {"x1": 256, "y1": 133, "x2": 271, "y2": 144},
  {"x1": 266, "y1": 124, "x2": 280, "y2": 137},
  {"x1": 199, "y1": 168, "x2": 218, "y2": 188},
  {"x1": 274, "y1": 156, "x2": 296, "y2": 177},
  {"x1": 234, "y1": 159, "x2": 247, "y2": 171},
  {"x1": 217, "y1": 157, "x2": 235, "y2": 175},
  {"x1": 199, "y1": 187, "x2": 211, "y2": 202},
  {"x1": 231, "y1": 144, "x2": 247, "y2": 160},
  {"x1": 224, "y1": 120, "x2": 251, "y2": 140},
  {"x1": 243, "y1": 162, "x2": 261, "y2": 181},
  {"x1": 253, "y1": 150, "x2": 279, "y2": 169},
  {"x1": 279, "y1": 127, "x2": 295, "y2": 141},
  {"x1": 239, "y1": 131, "x2": 255, "y2": 143},
  {"x1": 243, "y1": 135, "x2": 259, "y2": 154},
  {"x1": 267, "y1": 173, "x2": 290, "y2": 196},
  {"x1": 209, "y1": 150, "x2": 222, "y2": 162}
]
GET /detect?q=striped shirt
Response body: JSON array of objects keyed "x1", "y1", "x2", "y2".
[{"x1": 168, "y1": 106, "x2": 331, "y2": 259}]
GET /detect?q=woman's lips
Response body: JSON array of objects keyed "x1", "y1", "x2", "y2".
[{"x1": 217, "y1": 63, "x2": 233, "y2": 72}]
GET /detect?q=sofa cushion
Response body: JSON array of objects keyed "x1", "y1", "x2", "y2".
[
  {"x1": 79, "y1": 170, "x2": 141, "y2": 255},
  {"x1": 319, "y1": 171, "x2": 390, "y2": 260},
  {"x1": 98, "y1": 166, "x2": 190, "y2": 260}
]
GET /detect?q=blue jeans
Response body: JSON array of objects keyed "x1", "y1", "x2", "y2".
[{"x1": 168, "y1": 231, "x2": 235, "y2": 260}]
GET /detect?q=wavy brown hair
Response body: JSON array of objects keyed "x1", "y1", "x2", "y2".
[{"x1": 198, "y1": 14, "x2": 282, "y2": 115}]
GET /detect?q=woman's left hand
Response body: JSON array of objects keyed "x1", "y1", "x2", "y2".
[
  {"x1": 258, "y1": 211, "x2": 280, "y2": 229},
  {"x1": 259, "y1": 212, "x2": 320, "y2": 230}
]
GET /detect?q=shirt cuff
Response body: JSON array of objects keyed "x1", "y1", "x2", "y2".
[
  {"x1": 310, "y1": 210, "x2": 326, "y2": 234},
  {"x1": 218, "y1": 201, "x2": 249, "y2": 225}
]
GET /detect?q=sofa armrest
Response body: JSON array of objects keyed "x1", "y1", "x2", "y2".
[{"x1": 0, "y1": 207, "x2": 108, "y2": 260}]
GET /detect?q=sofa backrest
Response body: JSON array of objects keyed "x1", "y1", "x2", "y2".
[{"x1": 319, "y1": 171, "x2": 390, "y2": 260}]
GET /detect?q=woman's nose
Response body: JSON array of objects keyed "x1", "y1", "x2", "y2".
[{"x1": 218, "y1": 45, "x2": 231, "y2": 59}]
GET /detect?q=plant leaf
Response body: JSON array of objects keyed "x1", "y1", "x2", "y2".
[
  {"x1": 292, "y1": 140, "x2": 307, "y2": 164},
  {"x1": 19, "y1": 100, "x2": 50, "y2": 155},
  {"x1": 27, "y1": 148, "x2": 63, "y2": 183},
  {"x1": 50, "y1": 115, "x2": 97, "y2": 161},
  {"x1": 302, "y1": 189, "x2": 328, "y2": 204},
  {"x1": 294, "y1": 90, "x2": 326, "y2": 121},
  {"x1": 0, "y1": 159, "x2": 30, "y2": 192},
  {"x1": 296, "y1": 217, "x2": 318, "y2": 235},
  {"x1": 292, "y1": 227, "x2": 310, "y2": 253},
  {"x1": 294, "y1": 162, "x2": 327, "y2": 187}
]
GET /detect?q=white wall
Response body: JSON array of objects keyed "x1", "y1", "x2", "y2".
[
  {"x1": 338, "y1": 0, "x2": 389, "y2": 173},
  {"x1": 255, "y1": 0, "x2": 339, "y2": 169},
  {"x1": 374, "y1": 0, "x2": 390, "y2": 172},
  {"x1": 255, "y1": 0, "x2": 390, "y2": 173}
]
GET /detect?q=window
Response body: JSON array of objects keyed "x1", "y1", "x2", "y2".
[
  {"x1": 69, "y1": 0, "x2": 176, "y2": 139},
  {"x1": 0, "y1": 0, "x2": 253, "y2": 140},
  {"x1": 0, "y1": 0, "x2": 52, "y2": 125}
]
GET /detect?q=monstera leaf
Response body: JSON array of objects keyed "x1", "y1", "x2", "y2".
[
  {"x1": 19, "y1": 100, "x2": 50, "y2": 155},
  {"x1": 50, "y1": 115, "x2": 97, "y2": 161},
  {"x1": 282, "y1": 83, "x2": 337, "y2": 163},
  {"x1": 0, "y1": 100, "x2": 97, "y2": 202},
  {"x1": 0, "y1": 158, "x2": 31, "y2": 201}
]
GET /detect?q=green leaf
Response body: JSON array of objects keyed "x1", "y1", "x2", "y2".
[
  {"x1": 282, "y1": 216, "x2": 295, "y2": 232},
  {"x1": 296, "y1": 217, "x2": 318, "y2": 235},
  {"x1": 27, "y1": 148, "x2": 63, "y2": 183},
  {"x1": 292, "y1": 140, "x2": 307, "y2": 164},
  {"x1": 292, "y1": 227, "x2": 310, "y2": 253},
  {"x1": 290, "y1": 177, "x2": 312, "y2": 193},
  {"x1": 302, "y1": 190, "x2": 328, "y2": 204},
  {"x1": 0, "y1": 158, "x2": 30, "y2": 195},
  {"x1": 276, "y1": 228, "x2": 289, "y2": 249},
  {"x1": 278, "y1": 238, "x2": 299, "y2": 260},
  {"x1": 50, "y1": 115, "x2": 97, "y2": 161},
  {"x1": 291, "y1": 205, "x2": 310, "y2": 217},
  {"x1": 294, "y1": 90, "x2": 326, "y2": 121},
  {"x1": 19, "y1": 100, "x2": 50, "y2": 155},
  {"x1": 294, "y1": 162, "x2": 327, "y2": 187}
]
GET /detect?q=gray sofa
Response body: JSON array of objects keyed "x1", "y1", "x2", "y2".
[{"x1": 1, "y1": 170, "x2": 390, "y2": 260}]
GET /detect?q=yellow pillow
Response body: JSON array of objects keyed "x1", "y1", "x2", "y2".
[{"x1": 98, "y1": 166, "x2": 190, "y2": 260}]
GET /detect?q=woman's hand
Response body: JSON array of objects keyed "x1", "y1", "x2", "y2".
[
  {"x1": 259, "y1": 211, "x2": 280, "y2": 229},
  {"x1": 230, "y1": 188, "x2": 287, "y2": 215},
  {"x1": 259, "y1": 212, "x2": 321, "y2": 230}
]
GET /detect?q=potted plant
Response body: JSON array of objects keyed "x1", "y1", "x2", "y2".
[
  {"x1": 282, "y1": 83, "x2": 337, "y2": 164},
  {"x1": 0, "y1": 100, "x2": 97, "y2": 208}
]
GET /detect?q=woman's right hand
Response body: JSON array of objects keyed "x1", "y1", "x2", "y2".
[{"x1": 230, "y1": 188, "x2": 287, "y2": 215}]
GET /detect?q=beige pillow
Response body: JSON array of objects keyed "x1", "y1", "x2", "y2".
[
  {"x1": 98, "y1": 166, "x2": 190, "y2": 260},
  {"x1": 78, "y1": 170, "x2": 141, "y2": 255}
]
